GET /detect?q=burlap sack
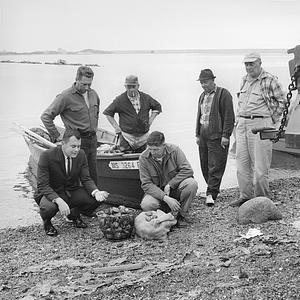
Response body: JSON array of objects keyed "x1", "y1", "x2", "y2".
[{"x1": 134, "y1": 210, "x2": 177, "y2": 240}]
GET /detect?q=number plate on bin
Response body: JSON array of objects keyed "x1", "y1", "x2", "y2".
[{"x1": 108, "y1": 160, "x2": 139, "y2": 170}]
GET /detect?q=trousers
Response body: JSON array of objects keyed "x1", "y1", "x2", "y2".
[
  {"x1": 81, "y1": 134, "x2": 98, "y2": 185},
  {"x1": 236, "y1": 117, "x2": 273, "y2": 199},
  {"x1": 140, "y1": 177, "x2": 198, "y2": 218},
  {"x1": 198, "y1": 126, "x2": 229, "y2": 199},
  {"x1": 119, "y1": 134, "x2": 147, "y2": 153},
  {"x1": 39, "y1": 187, "x2": 99, "y2": 221}
]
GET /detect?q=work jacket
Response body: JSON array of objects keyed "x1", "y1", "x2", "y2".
[{"x1": 139, "y1": 143, "x2": 194, "y2": 201}]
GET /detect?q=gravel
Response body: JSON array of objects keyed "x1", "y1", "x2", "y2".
[{"x1": 1, "y1": 151, "x2": 300, "y2": 300}]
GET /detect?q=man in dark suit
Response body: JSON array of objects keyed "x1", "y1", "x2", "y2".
[{"x1": 34, "y1": 128, "x2": 108, "y2": 236}]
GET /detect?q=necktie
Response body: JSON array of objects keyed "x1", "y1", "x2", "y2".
[{"x1": 67, "y1": 157, "x2": 71, "y2": 175}]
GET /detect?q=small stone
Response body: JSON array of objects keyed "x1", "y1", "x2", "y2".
[
  {"x1": 196, "y1": 241, "x2": 204, "y2": 246},
  {"x1": 292, "y1": 219, "x2": 300, "y2": 231},
  {"x1": 239, "y1": 267, "x2": 249, "y2": 279},
  {"x1": 222, "y1": 259, "x2": 231, "y2": 267},
  {"x1": 22, "y1": 287, "x2": 30, "y2": 293}
]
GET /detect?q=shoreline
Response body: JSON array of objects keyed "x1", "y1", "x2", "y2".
[
  {"x1": 1, "y1": 176, "x2": 299, "y2": 299},
  {"x1": 1, "y1": 150, "x2": 299, "y2": 231}
]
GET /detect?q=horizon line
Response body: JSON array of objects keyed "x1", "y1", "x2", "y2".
[{"x1": 0, "y1": 48, "x2": 288, "y2": 55}]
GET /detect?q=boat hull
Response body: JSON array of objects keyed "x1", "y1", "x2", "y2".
[
  {"x1": 23, "y1": 129, "x2": 144, "y2": 207},
  {"x1": 273, "y1": 138, "x2": 300, "y2": 156},
  {"x1": 97, "y1": 154, "x2": 144, "y2": 200}
]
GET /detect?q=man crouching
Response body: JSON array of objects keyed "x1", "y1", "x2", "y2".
[
  {"x1": 34, "y1": 128, "x2": 108, "y2": 236},
  {"x1": 139, "y1": 131, "x2": 198, "y2": 227}
]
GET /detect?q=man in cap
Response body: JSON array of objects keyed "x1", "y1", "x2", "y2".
[
  {"x1": 41, "y1": 66, "x2": 100, "y2": 185},
  {"x1": 139, "y1": 131, "x2": 198, "y2": 227},
  {"x1": 103, "y1": 75, "x2": 162, "y2": 153},
  {"x1": 195, "y1": 69, "x2": 235, "y2": 206},
  {"x1": 229, "y1": 53, "x2": 285, "y2": 207}
]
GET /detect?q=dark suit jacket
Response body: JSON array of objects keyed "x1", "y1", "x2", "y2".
[{"x1": 34, "y1": 146, "x2": 97, "y2": 203}]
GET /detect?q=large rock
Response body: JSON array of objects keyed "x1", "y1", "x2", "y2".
[{"x1": 237, "y1": 197, "x2": 282, "y2": 225}]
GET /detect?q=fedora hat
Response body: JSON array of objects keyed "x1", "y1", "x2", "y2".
[
  {"x1": 125, "y1": 75, "x2": 139, "y2": 85},
  {"x1": 197, "y1": 69, "x2": 216, "y2": 81}
]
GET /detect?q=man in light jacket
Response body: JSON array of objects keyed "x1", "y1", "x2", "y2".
[
  {"x1": 41, "y1": 66, "x2": 100, "y2": 184},
  {"x1": 139, "y1": 131, "x2": 198, "y2": 227}
]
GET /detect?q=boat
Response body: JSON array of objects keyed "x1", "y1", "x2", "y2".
[
  {"x1": 44, "y1": 59, "x2": 67, "y2": 65},
  {"x1": 272, "y1": 136, "x2": 300, "y2": 156},
  {"x1": 271, "y1": 89, "x2": 300, "y2": 156},
  {"x1": 256, "y1": 45, "x2": 300, "y2": 156},
  {"x1": 16, "y1": 123, "x2": 144, "y2": 208}
]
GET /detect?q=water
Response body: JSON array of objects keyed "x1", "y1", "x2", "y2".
[{"x1": 0, "y1": 52, "x2": 292, "y2": 228}]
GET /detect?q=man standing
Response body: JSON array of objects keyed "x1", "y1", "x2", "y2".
[
  {"x1": 41, "y1": 66, "x2": 100, "y2": 184},
  {"x1": 103, "y1": 75, "x2": 162, "y2": 153},
  {"x1": 195, "y1": 69, "x2": 235, "y2": 206},
  {"x1": 139, "y1": 131, "x2": 198, "y2": 227},
  {"x1": 229, "y1": 53, "x2": 285, "y2": 207},
  {"x1": 34, "y1": 129, "x2": 108, "y2": 236}
]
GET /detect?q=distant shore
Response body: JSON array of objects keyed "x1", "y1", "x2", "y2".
[
  {"x1": 0, "y1": 59, "x2": 100, "y2": 67},
  {"x1": 0, "y1": 48, "x2": 287, "y2": 56}
]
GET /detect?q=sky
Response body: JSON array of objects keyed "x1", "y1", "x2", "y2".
[{"x1": 0, "y1": 0, "x2": 299, "y2": 52}]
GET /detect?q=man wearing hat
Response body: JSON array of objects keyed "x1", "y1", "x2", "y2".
[
  {"x1": 103, "y1": 75, "x2": 162, "y2": 153},
  {"x1": 229, "y1": 53, "x2": 285, "y2": 207},
  {"x1": 195, "y1": 69, "x2": 234, "y2": 206}
]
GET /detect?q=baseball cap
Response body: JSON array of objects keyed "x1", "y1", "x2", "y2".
[{"x1": 243, "y1": 52, "x2": 261, "y2": 63}]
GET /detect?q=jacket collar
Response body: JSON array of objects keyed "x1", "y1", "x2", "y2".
[
  {"x1": 55, "y1": 146, "x2": 65, "y2": 161},
  {"x1": 70, "y1": 83, "x2": 95, "y2": 95},
  {"x1": 143, "y1": 143, "x2": 174, "y2": 158},
  {"x1": 203, "y1": 84, "x2": 217, "y2": 96},
  {"x1": 70, "y1": 83, "x2": 80, "y2": 94}
]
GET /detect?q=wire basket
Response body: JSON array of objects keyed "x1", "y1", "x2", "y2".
[{"x1": 97, "y1": 206, "x2": 135, "y2": 240}]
